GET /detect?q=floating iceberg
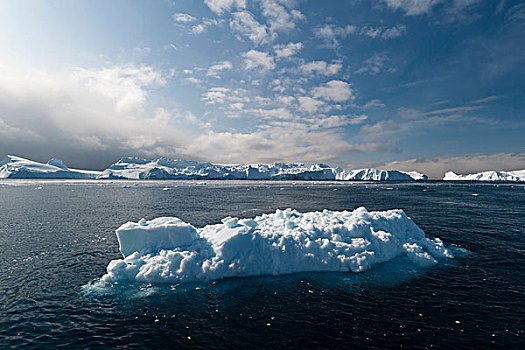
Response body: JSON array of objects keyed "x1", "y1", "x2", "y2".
[
  {"x1": 0, "y1": 155, "x2": 100, "y2": 179},
  {"x1": 101, "y1": 207, "x2": 452, "y2": 284},
  {"x1": 97, "y1": 156, "x2": 428, "y2": 181},
  {"x1": 443, "y1": 170, "x2": 525, "y2": 182}
]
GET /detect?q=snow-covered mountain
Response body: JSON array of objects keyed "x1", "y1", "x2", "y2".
[
  {"x1": 98, "y1": 156, "x2": 428, "y2": 181},
  {"x1": 443, "y1": 170, "x2": 525, "y2": 182},
  {"x1": 0, "y1": 155, "x2": 100, "y2": 179}
]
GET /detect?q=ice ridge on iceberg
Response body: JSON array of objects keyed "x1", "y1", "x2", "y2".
[
  {"x1": 0, "y1": 155, "x2": 100, "y2": 179},
  {"x1": 101, "y1": 207, "x2": 453, "y2": 284},
  {"x1": 97, "y1": 156, "x2": 428, "y2": 181},
  {"x1": 443, "y1": 170, "x2": 525, "y2": 182}
]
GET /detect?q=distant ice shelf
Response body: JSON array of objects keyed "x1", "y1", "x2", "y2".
[
  {"x1": 100, "y1": 207, "x2": 453, "y2": 284},
  {"x1": 443, "y1": 170, "x2": 525, "y2": 182},
  {"x1": 97, "y1": 156, "x2": 428, "y2": 181},
  {"x1": 0, "y1": 155, "x2": 100, "y2": 179}
]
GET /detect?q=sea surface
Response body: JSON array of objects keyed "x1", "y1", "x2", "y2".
[{"x1": 0, "y1": 180, "x2": 523, "y2": 349}]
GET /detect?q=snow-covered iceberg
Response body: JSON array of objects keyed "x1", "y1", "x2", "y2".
[
  {"x1": 443, "y1": 170, "x2": 525, "y2": 182},
  {"x1": 101, "y1": 207, "x2": 452, "y2": 284},
  {"x1": 97, "y1": 156, "x2": 428, "y2": 181},
  {"x1": 0, "y1": 155, "x2": 100, "y2": 179}
]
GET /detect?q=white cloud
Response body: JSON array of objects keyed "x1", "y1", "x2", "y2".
[
  {"x1": 299, "y1": 61, "x2": 342, "y2": 76},
  {"x1": 355, "y1": 53, "x2": 395, "y2": 75},
  {"x1": 242, "y1": 50, "x2": 276, "y2": 71},
  {"x1": 297, "y1": 96, "x2": 325, "y2": 113},
  {"x1": 360, "y1": 120, "x2": 400, "y2": 134},
  {"x1": 191, "y1": 18, "x2": 220, "y2": 34},
  {"x1": 312, "y1": 80, "x2": 354, "y2": 102},
  {"x1": 363, "y1": 99, "x2": 386, "y2": 109},
  {"x1": 260, "y1": 0, "x2": 305, "y2": 33},
  {"x1": 206, "y1": 61, "x2": 233, "y2": 78},
  {"x1": 313, "y1": 24, "x2": 357, "y2": 46},
  {"x1": 0, "y1": 63, "x2": 200, "y2": 166},
  {"x1": 184, "y1": 126, "x2": 379, "y2": 164},
  {"x1": 314, "y1": 23, "x2": 406, "y2": 47},
  {"x1": 0, "y1": 63, "x2": 380, "y2": 168},
  {"x1": 172, "y1": 13, "x2": 197, "y2": 23},
  {"x1": 230, "y1": 11, "x2": 271, "y2": 44},
  {"x1": 230, "y1": 102, "x2": 244, "y2": 110},
  {"x1": 312, "y1": 114, "x2": 368, "y2": 128},
  {"x1": 274, "y1": 42, "x2": 303, "y2": 58},
  {"x1": 71, "y1": 65, "x2": 166, "y2": 113},
  {"x1": 204, "y1": 0, "x2": 246, "y2": 15},
  {"x1": 380, "y1": 24, "x2": 407, "y2": 38},
  {"x1": 381, "y1": 0, "x2": 443, "y2": 16},
  {"x1": 184, "y1": 77, "x2": 202, "y2": 84},
  {"x1": 247, "y1": 107, "x2": 293, "y2": 120},
  {"x1": 201, "y1": 87, "x2": 230, "y2": 104}
]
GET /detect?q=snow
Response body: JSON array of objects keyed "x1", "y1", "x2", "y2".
[
  {"x1": 101, "y1": 207, "x2": 453, "y2": 284},
  {"x1": 97, "y1": 156, "x2": 428, "y2": 181},
  {"x1": 333, "y1": 168, "x2": 428, "y2": 181},
  {"x1": 0, "y1": 155, "x2": 100, "y2": 179},
  {"x1": 444, "y1": 170, "x2": 525, "y2": 182}
]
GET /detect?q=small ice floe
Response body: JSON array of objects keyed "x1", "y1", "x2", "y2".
[
  {"x1": 34, "y1": 186, "x2": 43, "y2": 190},
  {"x1": 100, "y1": 207, "x2": 454, "y2": 284}
]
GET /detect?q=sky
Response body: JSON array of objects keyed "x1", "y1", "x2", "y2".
[{"x1": 0, "y1": 0, "x2": 524, "y2": 178}]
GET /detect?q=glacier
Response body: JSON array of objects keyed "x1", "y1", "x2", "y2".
[
  {"x1": 97, "y1": 156, "x2": 428, "y2": 181},
  {"x1": 443, "y1": 170, "x2": 525, "y2": 182},
  {"x1": 100, "y1": 207, "x2": 453, "y2": 284},
  {"x1": 0, "y1": 155, "x2": 100, "y2": 179}
]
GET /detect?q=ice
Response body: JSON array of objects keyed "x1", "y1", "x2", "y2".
[
  {"x1": 101, "y1": 207, "x2": 453, "y2": 284},
  {"x1": 444, "y1": 170, "x2": 525, "y2": 182},
  {"x1": 97, "y1": 156, "x2": 428, "y2": 181},
  {"x1": 0, "y1": 155, "x2": 100, "y2": 179}
]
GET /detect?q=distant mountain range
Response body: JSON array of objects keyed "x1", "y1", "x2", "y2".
[{"x1": 2, "y1": 154, "x2": 524, "y2": 181}]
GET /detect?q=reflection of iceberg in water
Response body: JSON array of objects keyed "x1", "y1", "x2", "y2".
[{"x1": 100, "y1": 207, "x2": 453, "y2": 285}]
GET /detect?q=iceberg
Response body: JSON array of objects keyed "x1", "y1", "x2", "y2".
[
  {"x1": 0, "y1": 155, "x2": 100, "y2": 179},
  {"x1": 97, "y1": 156, "x2": 428, "y2": 181},
  {"x1": 101, "y1": 207, "x2": 452, "y2": 284},
  {"x1": 443, "y1": 170, "x2": 525, "y2": 182}
]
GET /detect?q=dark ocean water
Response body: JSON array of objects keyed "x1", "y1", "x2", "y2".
[{"x1": 0, "y1": 180, "x2": 523, "y2": 349}]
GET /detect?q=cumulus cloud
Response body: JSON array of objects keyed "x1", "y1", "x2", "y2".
[
  {"x1": 204, "y1": 0, "x2": 246, "y2": 15},
  {"x1": 297, "y1": 97, "x2": 325, "y2": 113},
  {"x1": 242, "y1": 50, "x2": 276, "y2": 71},
  {"x1": 0, "y1": 63, "x2": 197, "y2": 169},
  {"x1": 191, "y1": 18, "x2": 220, "y2": 34},
  {"x1": 230, "y1": 11, "x2": 271, "y2": 44},
  {"x1": 172, "y1": 13, "x2": 197, "y2": 23},
  {"x1": 274, "y1": 42, "x2": 303, "y2": 58},
  {"x1": 381, "y1": 153, "x2": 525, "y2": 179},
  {"x1": 70, "y1": 65, "x2": 166, "y2": 113},
  {"x1": 360, "y1": 120, "x2": 400, "y2": 134},
  {"x1": 312, "y1": 80, "x2": 354, "y2": 102},
  {"x1": 260, "y1": 0, "x2": 305, "y2": 33},
  {"x1": 201, "y1": 87, "x2": 231, "y2": 104},
  {"x1": 381, "y1": 0, "x2": 443, "y2": 16},
  {"x1": 184, "y1": 126, "x2": 382, "y2": 164},
  {"x1": 206, "y1": 60, "x2": 233, "y2": 78},
  {"x1": 314, "y1": 23, "x2": 406, "y2": 47},
  {"x1": 313, "y1": 24, "x2": 357, "y2": 47},
  {"x1": 299, "y1": 60, "x2": 343, "y2": 76},
  {"x1": 0, "y1": 63, "x2": 378, "y2": 168},
  {"x1": 355, "y1": 53, "x2": 395, "y2": 75},
  {"x1": 311, "y1": 114, "x2": 368, "y2": 128}
]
